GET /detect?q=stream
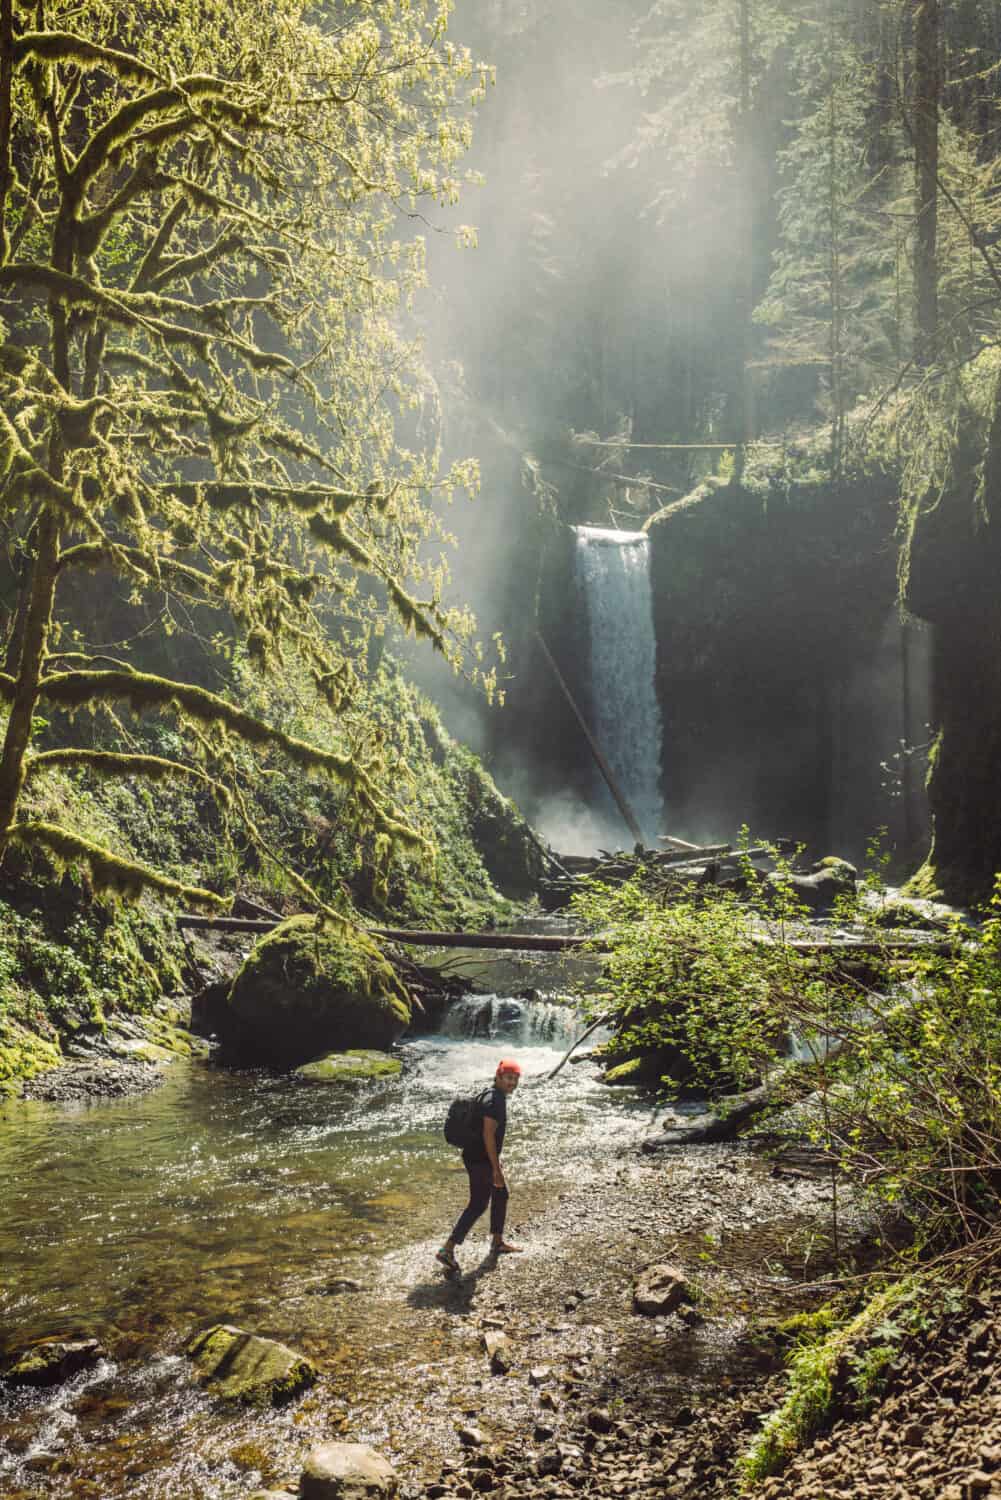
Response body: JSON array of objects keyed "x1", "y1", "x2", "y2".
[
  {"x1": 0, "y1": 946, "x2": 842, "y2": 1499},
  {"x1": 0, "y1": 952, "x2": 654, "y2": 1499}
]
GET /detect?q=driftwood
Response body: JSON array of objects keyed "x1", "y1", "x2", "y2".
[{"x1": 641, "y1": 1082, "x2": 775, "y2": 1151}]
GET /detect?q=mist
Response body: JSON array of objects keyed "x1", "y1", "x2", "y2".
[{"x1": 397, "y1": 0, "x2": 932, "y2": 867}]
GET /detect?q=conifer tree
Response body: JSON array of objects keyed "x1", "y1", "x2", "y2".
[{"x1": 0, "y1": 0, "x2": 488, "y2": 906}]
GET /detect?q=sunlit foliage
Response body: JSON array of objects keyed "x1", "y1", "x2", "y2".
[{"x1": 0, "y1": 0, "x2": 492, "y2": 905}]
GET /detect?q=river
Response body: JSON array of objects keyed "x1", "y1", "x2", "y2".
[{"x1": 0, "y1": 971, "x2": 659, "y2": 1499}]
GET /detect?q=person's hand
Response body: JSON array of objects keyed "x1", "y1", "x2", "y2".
[{"x1": 492, "y1": 1167, "x2": 506, "y2": 1190}]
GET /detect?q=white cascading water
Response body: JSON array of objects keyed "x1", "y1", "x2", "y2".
[
  {"x1": 440, "y1": 993, "x2": 578, "y2": 1047},
  {"x1": 574, "y1": 525, "x2": 663, "y2": 845}
]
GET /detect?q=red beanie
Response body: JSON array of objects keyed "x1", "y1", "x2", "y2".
[{"x1": 496, "y1": 1058, "x2": 522, "y2": 1076}]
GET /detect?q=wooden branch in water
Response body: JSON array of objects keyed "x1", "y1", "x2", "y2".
[{"x1": 544, "y1": 1009, "x2": 616, "y2": 1083}]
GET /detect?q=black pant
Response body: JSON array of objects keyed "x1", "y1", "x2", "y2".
[{"x1": 451, "y1": 1159, "x2": 508, "y2": 1245}]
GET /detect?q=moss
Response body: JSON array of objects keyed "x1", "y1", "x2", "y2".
[
  {"x1": 294, "y1": 1048, "x2": 402, "y2": 1083},
  {"x1": 903, "y1": 861, "x2": 944, "y2": 901},
  {"x1": 0, "y1": 1019, "x2": 61, "y2": 1096},
  {"x1": 186, "y1": 1324, "x2": 317, "y2": 1406},
  {"x1": 227, "y1": 915, "x2": 411, "y2": 1066},
  {"x1": 601, "y1": 1055, "x2": 655, "y2": 1086},
  {"x1": 737, "y1": 1279, "x2": 920, "y2": 1486},
  {"x1": 9, "y1": 821, "x2": 226, "y2": 908}
]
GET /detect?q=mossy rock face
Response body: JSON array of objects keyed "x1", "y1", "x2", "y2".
[
  {"x1": 186, "y1": 1323, "x2": 317, "y2": 1405},
  {"x1": 0, "y1": 1021, "x2": 61, "y2": 1096},
  {"x1": 294, "y1": 1049, "x2": 402, "y2": 1084},
  {"x1": 227, "y1": 917, "x2": 411, "y2": 1067}
]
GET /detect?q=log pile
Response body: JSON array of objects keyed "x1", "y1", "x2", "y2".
[{"x1": 539, "y1": 840, "x2": 794, "y2": 910}]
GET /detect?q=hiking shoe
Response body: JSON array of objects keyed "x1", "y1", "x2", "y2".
[{"x1": 436, "y1": 1246, "x2": 460, "y2": 1275}]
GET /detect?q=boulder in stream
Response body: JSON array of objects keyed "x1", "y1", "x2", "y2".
[
  {"x1": 632, "y1": 1263, "x2": 693, "y2": 1316},
  {"x1": 294, "y1": 1049, "x2": 402, "y2": 1084},
  {"x1": 299, "y1": 1440, "x2": 398, "y2": 1498},
  {"x1": 186, "y1": 1324, "x2": 317, "y2": 1405},
  {"x1": 226, "y1": 916, "x2": 411, "y2": 1067},
  {"x1": 2, "y1": 1336, "x2": 106, "y2": 1387},
  {"x1": 766, "y1": 856, "x2": 857, "y2": 914}
]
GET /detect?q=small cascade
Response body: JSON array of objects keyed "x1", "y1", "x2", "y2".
[
  {"x1": 440, "y1": 993, "x2": 578, "y2": 1047},
  {"x1": 574, "y1": 525, "x2": 663, "y2": 844}
]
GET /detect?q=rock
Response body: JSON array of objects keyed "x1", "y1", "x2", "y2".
[
  {"x1": 2, "y1": 1337, "x2": 106, "y2": 1387},
  {"x1": 226, "y1": 917, "x2": 411, "y2": 1067},
  {"x1": 539, "y1": 1390, "x2": 560, "y2": 1411},
  {"x1": 294, "y1": 1050, "x2": 402, "y2": 1084},
  {"x1": 633, "y1": 1264, "x2": 692, "y2": 1316},
  {"x1": 586, "y1": 1408, "x2": 615, "y2": 1434},
  {"x1": 248, "y1": 1492, "x2": 294, "y2": 1499},
  {"x1": 870, "y1": 897, "x2": 952, "y2": 932},
  {"x1": 529, "y1": 1365, "x2": 553, "y2": 1385},
  {"x1": 536, "y1": 1447, "x2": 564, "y2": 1477},
  {"x1": 766, "y1": 858, "x2": 857, "y2": 914},
  {"x1": 483, "y1": 1330, "x2": 512, "y2": 1373},
  {"x1": 299, "y1": 1441, "x2": 398, "y2": 1498},
  {"x1": 458, "y1": 1426, "x2": 486, "y2": 1448},
  {"x1": 20, "y1": 1061, "x2": 166, "y2": 1103},
  {"x1": 186, "y1": 1324, "x2": 316, "y2": 1405}
]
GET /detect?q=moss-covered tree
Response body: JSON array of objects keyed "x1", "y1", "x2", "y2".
[{"x1": 0, "y1": 0, "x2": 491, "y2": 904}]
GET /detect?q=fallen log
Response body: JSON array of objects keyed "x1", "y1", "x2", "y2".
[
  {"x1": 176, "y1": 914, "x2": 597, "y2": 952},
  {"x1": 642, "y1": 1082, "x2": 773, "y2": 1150},
  {"x1": 176, "y1": 914, "x2": 954, "y2": 957},
  {"x1": 652, "y1": 843, "x2": 732, "y2": 865}
]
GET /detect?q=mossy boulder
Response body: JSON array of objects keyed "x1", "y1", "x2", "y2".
[
  {"x1": 294, "y1": 1049, "x2": 402, "y2": 1084},
  {"x1": 226, "y1": 917, "x2": 411, "y2": 1067},
  {"x1": 2, "y1": 1337, "x2": 106, "y2": 1387},
  {"x1": 601, "y1": 1055, "x2": 663, "y2": 1087},
  {"x1": 186, "y1": 1323, "x2": 317, "y2": 1405}
]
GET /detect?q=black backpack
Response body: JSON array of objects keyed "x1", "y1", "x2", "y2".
[{"x1": 444, "y1": 1088, "x2": 489, "y2": 1149}]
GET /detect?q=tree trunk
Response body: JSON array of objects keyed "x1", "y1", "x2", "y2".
[
  {"x1": 912, "y1": 0, "x2": 939, "y2": 366},
  {"x1": 732, "y1": 0, "x2": 755, "y2": 478},
  {"x1": 0, "y1": 0, "x2": 13, "y2": 266},
  {"x1": 0, "y1": 507, "x2": 61, "y2": 841}
]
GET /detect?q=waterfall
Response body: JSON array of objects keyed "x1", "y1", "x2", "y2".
[
  {"x1": 574, "y1": 525, "x2": 663, "y2": 845},
  {"x1": 440, "y1": 994, "x2": 579, "y2": 1047}
]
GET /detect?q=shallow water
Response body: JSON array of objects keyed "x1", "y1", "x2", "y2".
[{"x1": 0, "y1": 987, "x2": 654, "y2": 1498}]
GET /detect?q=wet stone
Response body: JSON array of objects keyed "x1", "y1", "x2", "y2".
[
  {"x1": 299, "y1": 1441, "x2": 398, "y2": 1498},
  {"x1": 186, "y1": 1324, "x2": 316, "y2": 1406},
  {"x1": 2, "y1": 1337, "x2": 106, "y2": 1387}
]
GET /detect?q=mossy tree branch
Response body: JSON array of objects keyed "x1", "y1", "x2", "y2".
[
  {"x1": 0, "y1": 0, "x2": 492, "y2": 905},
  {"x1": 7, "y1": 820, "x2": 227, "y2": 908}
]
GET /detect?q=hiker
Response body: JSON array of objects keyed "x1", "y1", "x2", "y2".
[{"x1": 437, "y1": 1058, "x2": 524, "y2": 1274}]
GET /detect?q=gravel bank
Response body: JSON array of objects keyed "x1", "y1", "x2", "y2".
[{"x1": 396, "y1": 1143, "x2": 1000, "y2": 1500}]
